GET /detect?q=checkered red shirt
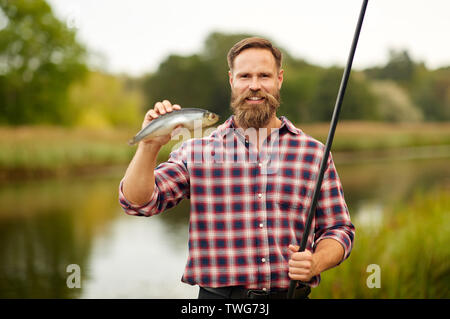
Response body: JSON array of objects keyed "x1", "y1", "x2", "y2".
[{"x1": 119, "y1": 115, "x2": 354, "y2": 290}]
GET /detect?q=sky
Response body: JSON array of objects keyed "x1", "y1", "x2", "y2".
[{"x1": 47, "y1": 0, "x2": 450, "y2": 76}]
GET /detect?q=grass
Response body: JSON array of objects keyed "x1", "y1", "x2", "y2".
[
  {"x1": 310, "y1": 186, "x2": 450, "y2": 298},
  {"x1": 0, "y1": 126, "x2": 135, "y2": 179},
  {"x1": 0, "y1": 121, "x2": 450, "y2": 180}
]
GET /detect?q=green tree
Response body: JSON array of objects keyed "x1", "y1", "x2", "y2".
[
  {"x1": 365, "y1": 49, "x2": 415, "y2": 84},
  {"x1": 68, "y1": 71, "x2": 143, "y2": 128},
  {"x1": 278, "y1": 61, "x2": 322, "y2": 123},
  {"x1": 382, "y1": 50, "x2": 415, "y2": 83},
  {"x1": 309, "y1": 67, "x2": 377, "y2": 122},
  {"x1": 412, "y1": 67, "x2": 450, "y2": 121},
  {"x1": 142, "y1": 54, "x2": 217, "y2": 113},
  {"x1": 0, "y1": 0, "x2": 86, "y2": 125}
]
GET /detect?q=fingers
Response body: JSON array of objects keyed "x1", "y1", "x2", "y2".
[
  {"x1": 156, "y1": 100, "x2": 181, "y2": 115},
  {"x1": 288, "y1": 246, "x2": 313, "y2": 281},
  {"x1": 145, "y1": 109, "x2": 160, "y2": 122},
  {"x1": 289, "y1": 259, "x2": 312, "y2": 270},
  {"x1": 154, "y1": 102, "x2": 165, "y2": 115},
  {"x1": 288, "y1": 245, "x2": 312, "y2": 260},
  {"x1": 288, "y1": 271, "x2": 312, "y2": 282},
  {"x1": 289, "y1": 244, "x2": 300, "y2": 253},
  {"x1": 288, "y1": 258, "x2": 313, "y2": 281},
  {"x1": 143, "y1": 100, "x2": 181, "y2": 126},
  {"x1": 290, "y1": 250, "x2": 312, "y2": 261}
]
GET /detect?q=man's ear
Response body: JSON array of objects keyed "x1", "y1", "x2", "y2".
[
  {"x1": 278, "y1": 69, "x2": 284, "y2": 90},
  {"x1": 228, "y1": 70, "x2": 233, "y2": 87}
]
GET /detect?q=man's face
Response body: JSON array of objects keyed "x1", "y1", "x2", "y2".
[{"x1": 229, "y1": 48, "x2": 284, "y2": 129}]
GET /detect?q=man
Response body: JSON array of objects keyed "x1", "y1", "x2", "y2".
[{"x1": 119, "y1": 37, "x2": 355, "y2": 299}]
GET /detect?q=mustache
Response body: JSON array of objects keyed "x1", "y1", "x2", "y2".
[{"x1": 232, "y1": 90, "x2": 279, "y2": 107}]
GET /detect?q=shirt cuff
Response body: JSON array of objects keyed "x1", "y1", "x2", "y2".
[
  {"x1": 118, "y1": 179, "x2": 159, "y2": 216},
  {"x1": 306, "y1": 274, "x2": 321, "y2": 288},
  {"x1": 315, "y1": 233, "x2": 353, "y2": 263}
]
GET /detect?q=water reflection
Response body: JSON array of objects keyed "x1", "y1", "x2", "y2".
[
  {"x1": 338, "y1": 158, "x2": 450, "y2": 226},
  {"x1": 0, "y1": 176, "x2": 119, "y2": 298},
  {"x1": 0, "y1": 157, "x2": 449, "y2": 298}
]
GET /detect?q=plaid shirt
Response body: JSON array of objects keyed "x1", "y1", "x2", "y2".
[{"x1": 119, "y1": 115, "x2": 354, "y2": 290}]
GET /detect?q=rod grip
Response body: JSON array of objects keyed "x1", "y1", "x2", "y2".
[{"x1": 287, "y1": 281, "x2": 311, "y2": 299}]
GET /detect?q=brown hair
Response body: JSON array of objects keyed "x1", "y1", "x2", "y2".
[{"x1": 227, "y1": 37, "x2": 282, "y2": 71}]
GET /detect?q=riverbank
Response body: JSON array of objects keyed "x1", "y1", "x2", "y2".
[
  {"x1": 1, "y1": 121, "x2": 450, "y2": 180},
  {"x1": 0, "y1": 126, "x2": 134, "y2": 180}
]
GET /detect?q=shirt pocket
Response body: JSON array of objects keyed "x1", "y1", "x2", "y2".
[{"x1": 271, "y1": 170, "x2": 312, "y2": 227}]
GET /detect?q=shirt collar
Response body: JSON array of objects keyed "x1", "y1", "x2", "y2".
[
  {"x1": 279, "y1": 116, "x2": 302, "y2": 135},
  {"x1": 215, "y1": 115, "x2": 302, "y2": 136}
]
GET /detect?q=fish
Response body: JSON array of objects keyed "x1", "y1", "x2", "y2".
[{"x1": 128, "y1": 108, "x2": 220, "y2": 145}]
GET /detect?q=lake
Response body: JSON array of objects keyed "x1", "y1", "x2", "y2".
[{"x1": 0, "y1": 153, "x2": 449, "y2": 298}]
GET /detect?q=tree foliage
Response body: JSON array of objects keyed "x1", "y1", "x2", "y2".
[
  {"x1": 0, "y1": 0, "x2": 87, "y2": 125},
  {"x1": 68, "y1": 71, "x2": 143, "y2": 129}
]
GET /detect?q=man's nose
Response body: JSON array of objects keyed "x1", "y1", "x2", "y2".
[{"x1": 249, "y1": 77, "x2": 261, "y2": 91}]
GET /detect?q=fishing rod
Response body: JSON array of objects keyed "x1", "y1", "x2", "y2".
[{"x1": 287, "y1": 0, "x2": 369, "y2": 299}]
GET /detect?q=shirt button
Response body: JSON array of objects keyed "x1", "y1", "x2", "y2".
[
  {"x1": 258, "y1": 162, "x2": 262, "y2": 167},
  {"x1": 259, "y1": 223, "x2": 264, "y2": 228},
  {"x1": 261, "y1": 258, "x2": 266, "y2": 263},
  {"x1": 262, "y1": 288, "x2": 267, "y2": 292},
  {"x1": 257, "y1": 193, "x2": 263, "y2": 199}
]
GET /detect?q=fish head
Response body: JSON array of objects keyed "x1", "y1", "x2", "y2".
[{"x1": 203, "y1": 111, "x2": 220, "y2": 126}]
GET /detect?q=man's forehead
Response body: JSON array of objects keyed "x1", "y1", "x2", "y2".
[{"x1": 233, "y1": 48, "x2": 278, "y2": 71}]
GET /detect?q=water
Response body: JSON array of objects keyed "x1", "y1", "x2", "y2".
[{"x1": 0, "y1": 157, "x2": 449, "y2": 298}]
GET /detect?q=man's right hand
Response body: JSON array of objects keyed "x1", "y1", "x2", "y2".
[{"x1": 140, "y1": 100, "x2": 182, "y2": 147}]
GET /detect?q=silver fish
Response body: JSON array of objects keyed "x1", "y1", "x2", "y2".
[{"x1": 128, "y1": 108, "x2": 219, "y2": 145}]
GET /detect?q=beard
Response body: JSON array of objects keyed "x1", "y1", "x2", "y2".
[{"x1": 230, "y1": 88, "x2": 281, "y2": 129}]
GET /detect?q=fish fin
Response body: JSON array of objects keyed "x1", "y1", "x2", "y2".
[{"x1": 127, "y1": 138, "x2": 136, "y2": 146}]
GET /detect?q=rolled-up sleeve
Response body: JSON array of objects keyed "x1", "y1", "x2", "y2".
[
  {"x1": 313, "y1": 154, "x2": 355, "y2": 262},
  {"x1": 118, "y1": 143, "x2": 190, "y2": 217}
]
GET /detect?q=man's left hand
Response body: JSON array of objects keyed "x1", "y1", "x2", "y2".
[{"x1": 288, "y1": 244, "x2": 315, "y2": 282}]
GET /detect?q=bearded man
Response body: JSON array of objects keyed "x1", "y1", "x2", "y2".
[{"x1": 119, "y1": 37, "x2": 355, "y2": 299}]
